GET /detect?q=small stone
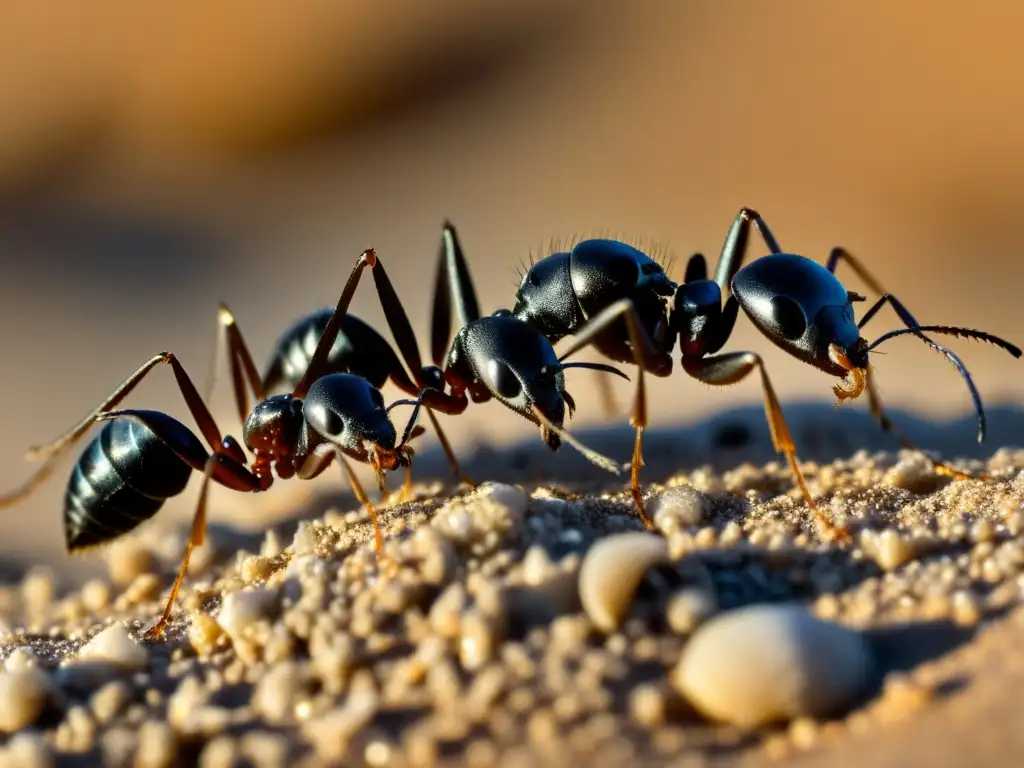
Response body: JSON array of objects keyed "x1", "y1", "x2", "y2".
[
  {"x1": 971, "y1": 519, "x2": 996, "y2": 544},
  {"x1": 579, "y1": 532, "x2": 669, "y2": 633},
  {"x1": 240, "y1": 732, "x2": 290, "y2": 768},
  {"x1": 885, "y1": 454, "x2": 941, "y2": 493},
  {"x1": 0, "y1": 667, "x2": 54, "y2": 732},
  {"x1": 5, "y1": 732, "x2": 54, "y2": 768},
  {"x1": 460, "y1": 610, "x2": 497, "y2": 671},
  {"x1": 136, "y1": 721, "x2": 178, "y2": 766},
  {"x1": 522, "y1": 545, "x2": 557, "y2": 586},
  {"x1": 874, "y1": 530, "x2": 916, "y2": 572},
  {"x1": 189, "y1": 613, "x2": 225, "y2": 655},
  {"x1": 412, "y1": 527, "x2": 457, "y2": 586},
  {"x1": 952, "y1": 590, "x2": 982, "y2": 626},
  {"x1": 199, "y1": 736, "x2": 238, "y2": 768},
  {"x1": 240, "y1": 554, "x2": 276, "y2": 584},
  {"x1": 252, "y1": 662, "x2": 310, "y2": 724},
  {"x1": 291, "y1": 522, "x2": 319, "y2": 557},
  {"x1": 650, "y1": 486, "x2": 707, "y2": 533},
  {"x1": 90, "y1": 680, "x2": 132, "y2": 724},
  {"x1": 75, "y1": 623, "x2": 147, "y2": 669},
  {"x1": 81, "y1": 580, "x2": 111, "y2": 613},
  {"x1": 20, "y1": 568, "x2": 55, "y2": 613},
  {"x1": 428, "y1": 582, "x2": 466, "y2": 638},
  {"x1": 303, "y1": 675, "x2": 379, "y2": 762},
  {"x1": 100, "y1": 727, "x2": 138, "y2": 767},
  {"x1": 629, "y1": 683, "x2": 667, "y2": 728},
  {"x1": 673, "y1": 603, "x2": 872, "y2": 728},
  {"x1": 261, "y1": 530, "x2": 284, "y2": 558},
  {"x1": 217, "y1": 587, "x2": 277, "y2": 640},
  {"x1": 665, "y1": 588, "x2": 717, "y2": 635}
]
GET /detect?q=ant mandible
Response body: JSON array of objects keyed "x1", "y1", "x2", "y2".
[
  {"x1": 513, "y1": 209, "x2": 1022, "y2": 539},
  {"x1": 0, "y1": 249, "x2": 445, "y2": 638}
]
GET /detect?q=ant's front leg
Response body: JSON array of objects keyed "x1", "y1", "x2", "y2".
[{"x1": 558, "y1": 298, "x2": 672, "y2": 529}]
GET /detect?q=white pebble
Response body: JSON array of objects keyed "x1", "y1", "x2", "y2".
[
  {"x1": 674, "y1": 603, "x2": 872, "y2": 728},
  {"x1": 4, "y1": 647, "x2": 40, "y2": 672},
  {"x1": 0, "y1": 668, "x2": 53, "y2": 732},
  {"x1": 651, "y1": 486, "x2": 708, "y2": 533},
  {"x1": 579, "y1": 533, "x2": 669, "y2": 633},
  {"x1": 873, "y1": 530, "x2": 917, "y2": 572},
  {"x1": 217, "y1": 587, "x2": 277, "y2": 640},
  {"x1": 75, "y1": 623, "x2": 147, "y2": 669},
  {"x1": 5, "y1": 731, "x2": 54, "y2": 768},
  {"x1": 665, "y1": 588, "x2": 718, "y2": 635}
]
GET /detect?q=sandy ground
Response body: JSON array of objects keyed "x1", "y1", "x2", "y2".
[{"x1": 0, "y1": 404, "x2": 1022, "y2": 766}]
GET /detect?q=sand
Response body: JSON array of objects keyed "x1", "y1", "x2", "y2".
[{"x1": 0, "y1": 403, "x2": 1022, "y2": 767}]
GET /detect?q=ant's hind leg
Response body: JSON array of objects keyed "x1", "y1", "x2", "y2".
[
  {"x1": 558, "y1": 298, "x2": 672, "y2": 529},
  {"x1": 0, "y1": 352, "x2": 232, "y2": 508},
  {"x1": 682, "y1": 352, "x2": 849, "y2": 542},
  {"x1": 144, "y1": 449, "x2": 259, "y2": 640}
]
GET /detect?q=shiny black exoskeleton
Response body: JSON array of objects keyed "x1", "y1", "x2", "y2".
[
  {"x1": 513, "y1": 239, "x2": 675, "y2": 371},
  {"x1": 263, "y1": 308, "x2": 403, "y2": 393},
  {"x1": 0, "y1": 250, "x2": 438, "y2": 638},
  {"x1": 270, "y1": 222, "x2": 629, "y2": 476},
  {"x1": 413, "y1": 222, "x2": 627, "y2": 465},
  {"x1": 64, "y1": 412, "x2": 201, "y2": 550},
  {"x1": 514, "y1": 208, "x2": 1022, "y2": 536}
]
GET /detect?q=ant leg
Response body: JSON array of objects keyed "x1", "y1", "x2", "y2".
[
  {"x1": 424, "y1": 407, "x2": 477, "y2": 488},
  {"x1": 338, "y1": 452, "x2": 384, "y2": 553},
  {"x1": 430, "y1": 221, "x2": 482, "y2": 366},
  {"x1": 293, "y1": 249, "x2": 378, "y2": 399},
  {"x1": 861, "y1": 370, "x2": 983, "y2": 481},
  {"x1": 145, "y1": 450, "x2": 257, "y2": 640},
  {"x1": 712, "y1": 208, "x2": 783, "y2": 292},
  {"x1": 682, "y1": 352, "x2": 848, "y2": 541},
  {"x1": 208, "y1": 304, "x2": 266, "y2": 429},
  {"x1": 390, "y1": 391, "x2": 476, "y2": 489},
  {"x1": 295, "y1": 444, "x2": 385, "y2": 553},
  {"x1": 558, "y1": 298, "x2": 673, "y2": 529},
  {"x1": 684, "y1": 252, "x2": 707, "y2": 283},
  {"x1": 0, "y1": 353, "x2": 234, "y2": 508}
]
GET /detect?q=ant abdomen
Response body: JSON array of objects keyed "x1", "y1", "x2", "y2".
[
  {"x1": 64, "y1": 414, "x2": 197, "y2": 551},
  {"x1": 263, "y1": 308, "x2": 400, "y2": 393}
]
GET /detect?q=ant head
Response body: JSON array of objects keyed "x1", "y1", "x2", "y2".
[
  {"x1": 458, "y1": 315, "x2": 568, "y2": 448},
  {"x1": 732, "y1": 254, "x2": 868, "y2": 377},
  {"x1": 302, "y1": 374, "x2": 396, "y2": 452}
]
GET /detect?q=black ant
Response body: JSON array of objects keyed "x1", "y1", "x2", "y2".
[
  {"x1": 0, "y1": 250, "x2": 451, "y2": 638},
  {"x1": 265, "y1": 221, "x2": 631, "y2": 480},
  {"x1": 512, "y1": 208, "x2": 1022, "y2": 538}
]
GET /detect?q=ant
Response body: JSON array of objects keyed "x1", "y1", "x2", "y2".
[
  {"x1": 0, "y1": 250, "x2": 448, "y2": 638},
  {"x1": 512, "y1": 208, "x2": 1022, "y2": 538},
  {"x1": 260, "y1": 288, "x2": 474, "y2": 499},
  {"x1": 266, "y1": 221, "x2": 632, "y2": 480}
]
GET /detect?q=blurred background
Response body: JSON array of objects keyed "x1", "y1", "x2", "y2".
[{"x1": 1, "y1": 0, "x2": 1023, "y2": 579}]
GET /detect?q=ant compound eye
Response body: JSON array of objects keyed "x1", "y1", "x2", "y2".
[
  {"x1": 528, "y1": 270, "x2": 541, "y2": 287},
  {"x1": 770, "y1": 295, "x2": 808, "y2": 340},
  {"x1": 321, "y1": 409, "x2": 345, "y2": 436},
  {"x1": 487, "y1": 359, "x2": 522, "y2": 399},
  {"x1": 607, "y1": 257, "x2": 640, "y2": 288}
]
